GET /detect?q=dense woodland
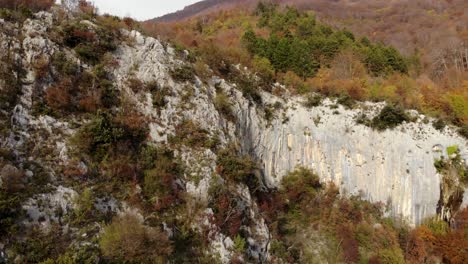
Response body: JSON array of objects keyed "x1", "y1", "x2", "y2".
[
  {"x1": 0, "y1": 1, "x2": 467, "y2": 263},
  {"x1": 146, "y1": 1, "x2": 467, "y2": 132}
]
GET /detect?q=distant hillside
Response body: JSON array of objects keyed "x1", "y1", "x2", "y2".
[
  {"x1": 151, "y1": 0, "x2": 467, "y2": 82},
  {"x1": 154, "y1": 0, "x2": 254, "y2": 22}
]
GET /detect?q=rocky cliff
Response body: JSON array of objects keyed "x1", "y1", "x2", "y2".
[{"x1": 0, "y1": 8, "x2": 467, "y2": 263}]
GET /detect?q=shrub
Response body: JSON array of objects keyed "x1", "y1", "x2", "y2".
[
  {"x1": 169, "y1": 120, "x2": 215, "y2": 149},
  {"x1": 281, "y1": 167, "x2": 322, "y2": 204},
  {"x1": 423, "y1": 217, "x2": 449, "y2": 236},
  {"x1": 303, "y1": 94, "x2": 322, "y2": 108},
  {"x1": 337, "y1": 94, "x2": 356, "y2": 109},
  {"x1": 32, "y1": 56, "x2": 50, "y2": 80},
  {"x1": 72, "y1": 188, "x2": 95, "y2": 224},
  {"x1": 99, "y1": 213, "x2": 172, "y2": 263},
  {"x1": 62, "y1": 21, "x2": 119, "y2": 65},
  {"x1": 0, "y1": 190, "x2": 21, "y2": 236},
  {"x1": 141, "y1": 147, "x2": 183, "y2": 211},
  {"x1": 74, "y1": 43, "x2": 101, "y2": 65},
  {"x1": 337, "y1": 224, "x2": 359, "y2": 263},
  {"x1": 377, "y1": 248, "x2": 405, "y2": 264},
  {"x1": 233, "y1": 234, "x2": 246, "y2": 253},
  {"x1": 0, "y1": 164, "x2": 25, "y2": 193},
  {"x1": 70, "y1": 111, "x2": 146, "y2": 162},
  {"x1": 151, "y1": 85, "x2": 171, "y2": 110},
  {"x1": 234, "y1": 74, "x2": 262, "y2": 104},
  {"x1": 356, "y1": 113, "x2": 371, "y2": 126},
  {"x1": 432, "y1": 119, "x2": 446, "y2": 131},
  {"x1": 51, "y1": 52, "x2": 78, "y2": 77},
  {"x1": 214, "y1": 91, "x2": 234, "y2": 120},
  {"x1": 45, "y1": 80, "x2": 73, "y2": 113},
  {"x1": 170, "y1": 65, "x2": 195, "y2": 83},
  {"x1": 371, "y1": 105, "x2": 409, "y2": 130},
  {"x1": 216, "y1": 147, "x2": 258, "y2": 189},
  {"x1": 0, "y1": 58, "x2": 22, "y2": 113},
  {"x1": 252, "y1": 55, "x2": 274, "y2": 82},
  {"x1": 12, "y1": 225, "x2": 70, "y2": 263},
  {"x1": 458, "y1": 125, "x2": 468, "y2": 140},
  {"x1": 126, "y1": 77, "x2": 144, "y2": 93}
]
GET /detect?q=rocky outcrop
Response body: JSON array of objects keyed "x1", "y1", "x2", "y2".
[{"x1": 234, "y1": 95, "x2": 467, "y2": 226}]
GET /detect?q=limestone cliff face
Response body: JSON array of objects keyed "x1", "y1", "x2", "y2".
[{"x1": 234, "y1": 96, "x2": 467, "y2": 226}]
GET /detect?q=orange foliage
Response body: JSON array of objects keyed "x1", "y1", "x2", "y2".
[{"x1": 405, "y1": 208, "x2": 468, "y2": 263}]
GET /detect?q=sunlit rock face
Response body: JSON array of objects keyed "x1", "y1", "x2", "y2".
[{"x1": 235, "y1": 95, "x2": 467, "y2": 226}]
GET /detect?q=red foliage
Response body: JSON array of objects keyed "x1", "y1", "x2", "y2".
[
  {"x1": 338, "y1": 200, "x2": 363, "y2": 224},
  {"x1": 337, "y1": 224, "x2": 360, "y2": 263},
  {"x1": 368, "y1": 256, "x2": 381, "y2": 264},
  {"x1": 79, "y1": 93, "x2": 101, "y2": 113},
  {"x1": 45, "y1": 80, "x2": 72, "y2": 112},
  {"x1": 228, "y1": 211, "x2": 242, "y2": 237},
  {"x1": 0, "y1": 0, "x2": 54, "y2": 11},
  {"x1": 78, "y1": 0, "x2": 95, "y2": 15},
  {"x1": 405, "y1": 228, "x2": 429, "y2": 263},
  {"x1": 71, "y1": 29, "x2": 96, "y2": 42},
  {"x1": 404, "y1": 208, "x2": 468, "y2": 263}
]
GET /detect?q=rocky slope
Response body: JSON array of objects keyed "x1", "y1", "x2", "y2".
[{"x1": 0, "y1": 8, "x2": 467, "y2": 263}]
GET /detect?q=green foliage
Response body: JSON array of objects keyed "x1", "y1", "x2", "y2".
[
  {"x1": 99, "y1": 213, "x2": 172, "y2": 263},
  {"x1": 232, "y1": 73, "x2": 262, "y2": 104},
  {"x1": 432, "y1": 118, "x2": 446, "y2": 131},
  {"x1": 444, "y1": 94, "x2": 468, "y2": 124},
  {"x1": 11, "y1": 225, "x2": 70, "y2": 263},
  {"x1": 216, "y1": 147, "x2": 258, "y2": 189},
  {"x1": 72, "y1": 188, "x2": 97, "y2": 225},
  {"x1": 147, "y1": 82, "x2": 171, "y2": 109},
  {"x1": 170, "y1": 65, "x2": 195, "y2": 82},
  {"x1": 377, "y1": 247, "x2": 405, "y2": 264},
  {"x1": 233, "y1": 234, "x2": 246, "y2": 253},
  {"x1": 51, "y1": 52, "x2": 78, "y2": 77},
  {"x1": 70, "y1": 111, "x2": 146, "y2": 163},
  {"x1": 363, "y1": 44, "x2": 408, "y2": 75},
  {"x1": 0, "y1": 56, "x2": 23, "y2": 113},
  {"x1": 446, "y1": 145, "x2": 459, "y2": 156},
  {"x1": 423, "y1": 217, "x2": 449, "y2": 236},
  {"x1": 459, "y1": 125, "x2": 468, "y2": 140},
  {"x1": 257, "y1": 166, "x2": 405, "y2": 263},
  {"x1": 244, "y1": 5, "x2": 408, "y2": 79},
  {"x1": 280, "y1": 167, "x2": 322, "y2": 203},
  {"x1": 169, "y1": 119, "x2": 217, "y2": 150},
  {"x1": 337, "y1": 94, "x2": 356, "y2": 109},
  {"x1": 303, "y1": 94, "x2": 322, "y2": 108},
  {"x1": 252, "y1": 55, "x2": 274, "y2": 81},
  {"x1": 142, "y1": 146, "x2": 183, "y2": 210},
  {"x1": 61, "y1": 20, "x2": 119, "y2": 65},
  {"x1": 0, "y1": 190, "x2": 21, "y2": 236},
  {"x1": 371, "y1": 105, "x2": 409, "y2": 130},
  {"x1": 214, "y1": 91, "x2": 234, "y2": 121}
]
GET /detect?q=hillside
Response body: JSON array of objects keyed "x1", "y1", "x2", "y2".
[
  {"x1": 145, "y1": 2, "x2": 467, "y2": 128},
  {"x1": 0, "y1": 1, "x2": 467, "y2": 264},
  {"x1": 152, "y1": 0, "x2": 468, "y2": 84}
]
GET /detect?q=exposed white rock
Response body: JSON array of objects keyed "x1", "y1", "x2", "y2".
[
  {"x1": 23, "y1": 186, "x2": 77, "y2": 227},
  {"x1": 234, "y1": 94, "x2": 467, "y2": 226}
]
